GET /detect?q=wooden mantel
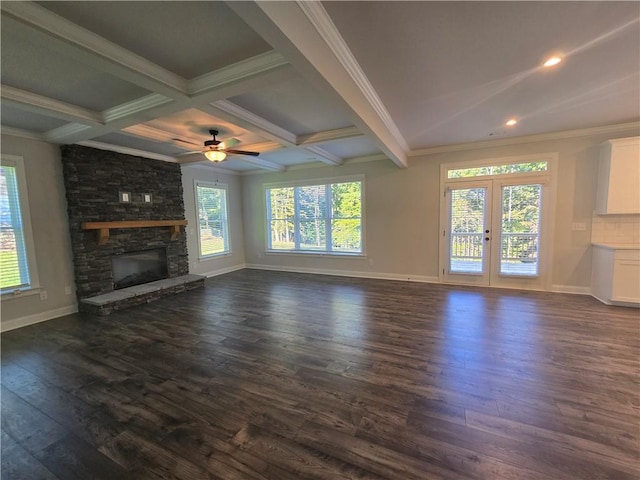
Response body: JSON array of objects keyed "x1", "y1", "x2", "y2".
[{"x1": 82, "y1": 220, "x2": 188, "y2": 245}]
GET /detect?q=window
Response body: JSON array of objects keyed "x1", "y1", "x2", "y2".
[
  {"x1": 195, "y1": 182, "x2": 230, "y2": 257},
  {"x1": 1, "y1": 156, "x2": 38, "y2": 293},
  {"x1": 447, "y1": 161, "x2": 547, "y2": 179},
  {"x1": 266, "y1": 179, "x2": 363, "y2": 254}
]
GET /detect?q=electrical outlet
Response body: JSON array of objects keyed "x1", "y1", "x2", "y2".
[
  {"x1": 368, "y1": 258, "x2": 374, "y2": 266},
  {"x1": 65, "y1": 286, "x2": 72, "y2": 295},
  {"x1": 39, "y1": 289, "x2": 48, "y2": 300},
  {"x1": 572, "y1": 222, "x2": 586, "y2": 231}
]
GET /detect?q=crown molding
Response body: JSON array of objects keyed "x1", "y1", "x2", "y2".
[
  {"x1": 188, "y1": 50, "x2": 288, "y2": 96},
  {"x1": 78, "y1": 141, "x2": 178, "y2": 162},
  {"x1": 1, "y1": 85, "x2": 103, "y2": 126},
  {"x1": 0, "y1": 126, "x2": 45, "y2": 142},
  {"x1": 210, "y1": 100, "x2": 297, "y2": 146},
  {"x1": 296, "y1": 126, "x2": 362, "y2": 146},
  {"x1": 409, "y1": 122, "x2": 640, "y2": 157},
  {"x1": 103, "y1": 94, "x2": 174, "y2": 124},
  {"x1": 1, "y1": 2, "x2": 187, "y2": 97},
  {"x1": 295, "y1": 2, "x2": 410, "y2": 154}
]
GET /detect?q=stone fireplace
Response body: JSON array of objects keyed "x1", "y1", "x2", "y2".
[{"x1": 61, "y1": 145, "x2": 204, "y2": 314}]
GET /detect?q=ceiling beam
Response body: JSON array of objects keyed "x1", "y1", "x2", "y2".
[
  {"x1": 208, "y1": 100, "x2": 297, "y2": 146},
  {"x1": 228, "y1": 1, "x2": 409, "y2": 168},
  {"x1": 1, "y1": 85, "x2": 103, "y2": 126},
  {"x1": 0, "y1": 126, "x2": 45, "y2": 142},
  {"x1": 303, "y1": 145, "x2": 343, "y2": 165},
  {"x1": 296, "y1": 126, "x2": 362, "y2": 146},
  {"x1": 78, "y1": 140, "x2": 178, "y2": 162},
  {"x1": 187, "y1": 51, "x2": 289, "y2": 96}
]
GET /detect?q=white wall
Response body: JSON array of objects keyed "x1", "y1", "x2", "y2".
[
  {"x1": 241, "y1": 127, "x2": 639, "y2": 292},
  {"x1": 1, "y1": 134, "x2": 77, "y2": 330},
  {"x1": 181, "y1": 165, "x2": 246, "y2": 276}
]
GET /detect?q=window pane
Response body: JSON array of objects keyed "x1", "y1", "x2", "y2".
[
  {"x1": 269, "y1": 187, "x2": 294, "y2": 220},
  {"x1": 298, "y1": 185, "x2": 326, "y2": 221},
  {"x1": 500, "y1": 184, "x2": 541, "y2": 276},
  {"x1": 448, "y1": 161, "x2": 547, "y2": 179},
  {"x1": 449, "y1": 187, "x2": 486, "y2": 273},
  {"x1": 331, "y1": 182, "x2": 361, "y2": 219},
  {"x1": 299, "y1": 220, "x2": 326, "y2": 250},
  {"x1": 0, "y1": 165, "x2": 30, "y2": 290},
  {"x1": 270, "y1": 219, "x2": 295, "y2": 250},
  {"x1": 196, "y1": 185, "x2": 229, "y2": 256},
  {"x1": 332, "y1": 219, "x2": 361, "y2": 252}
]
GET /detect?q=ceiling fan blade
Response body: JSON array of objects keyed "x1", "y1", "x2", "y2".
[
  {"x1": 224, "y1": 149, "x2": 260, "y2": 157},
  {"x1": 221, "y1": 137, "x2": 240, "y2": 149}
]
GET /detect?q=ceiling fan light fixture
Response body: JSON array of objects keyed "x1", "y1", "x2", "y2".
[
  {"x1": 543, "y1": 56, "x2": 562, "y2": 68},
  {"x1": 204, "y1": 150, "x2": 227, "y2": 162}
]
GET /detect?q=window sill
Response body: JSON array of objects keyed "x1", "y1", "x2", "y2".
[
  {"x1": 1, "y1": 286, "x2": 41, "y2": 301},
  {"x1": 265, "y1": 250, "x2": 366, "y2": 259},
  {"x1": 199, "y1": 251, "x2": 231, "y2": 261}
]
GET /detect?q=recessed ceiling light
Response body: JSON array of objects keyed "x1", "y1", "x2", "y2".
[
  {"x1": 543, "y1": 56, "x2": 562, "y2": 67},
  {"x1": 505, "y1": 118, "x2": 518, "y2": 127}
]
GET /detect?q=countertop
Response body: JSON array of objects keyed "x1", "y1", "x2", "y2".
[{"x1": 591, "y1": 242, "x2": 640, "y2": 250}]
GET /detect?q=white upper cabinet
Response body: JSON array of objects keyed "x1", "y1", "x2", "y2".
[{"x1": 596, "y1": 136, "x2": 640, "y2": 214}]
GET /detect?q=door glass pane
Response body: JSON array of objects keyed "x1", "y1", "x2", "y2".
[
  {"x1": 500, "y1": 184, "x2": 541, "y2": 276},
  {"x1": 450, "y1": 188, "x2": 486, "y2": 273}
]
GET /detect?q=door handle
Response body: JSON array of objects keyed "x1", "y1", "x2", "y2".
[{"x1": 485, "y1": 237, "x2": 490, "y2": 241}]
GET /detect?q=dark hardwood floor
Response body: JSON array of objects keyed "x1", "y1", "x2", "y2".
[{"x1": 1, "y1": 269, "x2": 639, "y2": 479}]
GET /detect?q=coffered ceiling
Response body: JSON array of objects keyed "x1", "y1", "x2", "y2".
[{"x1": 1, "y1": 1, "x2": 638, "y2": 174}]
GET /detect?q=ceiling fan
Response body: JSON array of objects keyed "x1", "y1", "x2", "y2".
[{"x1": 179, "y1": 129, "x2": 259, "y2": 162}]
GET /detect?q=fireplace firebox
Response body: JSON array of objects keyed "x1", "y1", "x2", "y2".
[{"x1": 112, "y1": 248, "x2": 168, "y2": 290}]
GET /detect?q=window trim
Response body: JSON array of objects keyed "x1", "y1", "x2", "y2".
[
  {"x1": 264, "y1": 175, "x2": 365, "y2": 256},
  {"x1": 194, "y1": 180, "x2": 231, "y2": 260},
  {"x1": 1, "y1": 154, "x2": 40, "y2": 298}
]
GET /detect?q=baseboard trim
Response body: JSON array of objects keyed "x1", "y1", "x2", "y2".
[
  {"x1": 1, "y1": 304, "x2": 78, "y2": 333},
  {"x1": 199, "y1": 263, "x2": 247, "y2": 278},
  {"x1": 245, "y1": 263, "x2": 440, "y2": 284},
  {"x1": 551, "y1": 285, "x2": 591, "y2": 295}
]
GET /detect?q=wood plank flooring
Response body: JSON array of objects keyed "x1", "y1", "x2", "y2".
[{"x1": 2, "y1": 269, "x2": 639, "y2": 479}]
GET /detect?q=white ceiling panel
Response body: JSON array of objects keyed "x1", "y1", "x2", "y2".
[
  {"x1": 324, "y1": 1, "x2": 640, "y2": 148},
  {"x1": 38, "y1": 1, "x2": 272, "y2": 79},
  {"x1": 1, "y1": 15, "x2": 149, "y2": 111},
  {"x1": 0, "y1": 104, "x2": 68, "y2": 133},
  {"x1": 230, "y1": 76, "x2": 355, "y2": 135}
]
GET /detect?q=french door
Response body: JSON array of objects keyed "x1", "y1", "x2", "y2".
[{"x1": 443, "y1": 176, "x2": 548, "y2": 289}]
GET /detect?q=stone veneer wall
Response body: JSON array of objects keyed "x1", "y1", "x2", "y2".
[{"x1": 61, "y1": 145, "x2": 188, "y2": 301}]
